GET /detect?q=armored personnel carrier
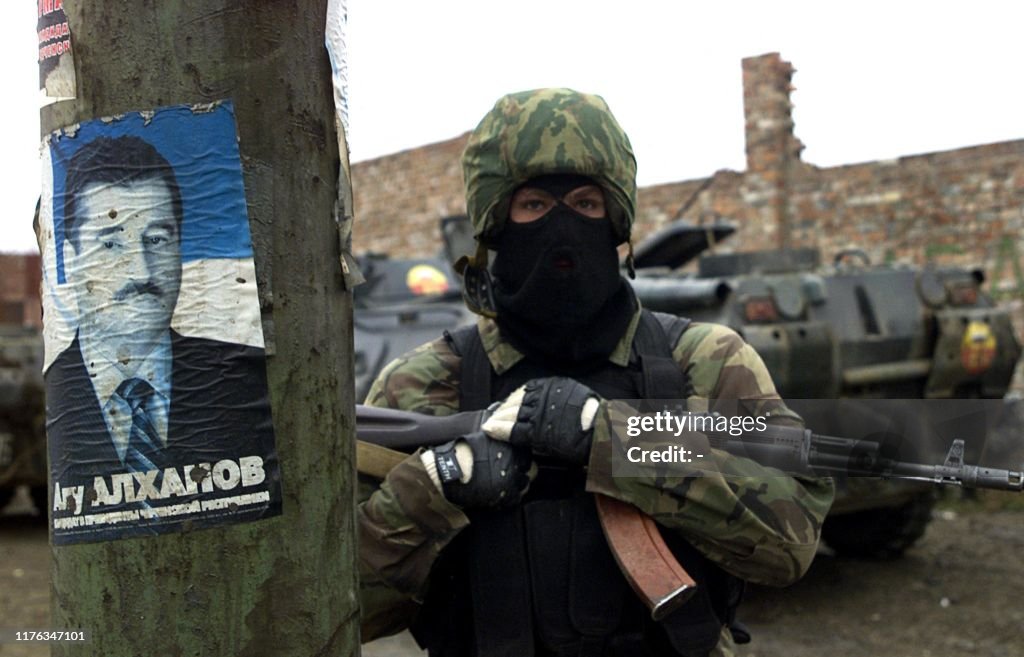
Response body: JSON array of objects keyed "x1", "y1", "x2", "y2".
[
  {"x1": 353, "y1": 254, "x2": 476, "y2": 402},
  {"x1": 630, "y1": 221, "x2": 1022, "y2": 557},
  {"x1": 0, "y1": 325, "x2": 47, "y2": 515},
  {"x1": 353, "y1": 216, "x2": 1023, "y2": 557},
  {"x1": 631, "y1": 222, "x2": 1019, "y2": 401}
]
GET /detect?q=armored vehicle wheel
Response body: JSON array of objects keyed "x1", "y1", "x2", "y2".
[{"x1": 822, "y1": 491, "x2": 936, "y2": 559}]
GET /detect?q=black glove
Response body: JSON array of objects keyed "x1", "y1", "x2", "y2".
[
  {"x1": 509, "y1": 377, "x2": 598, "y2": 466},
  {"x1": 432, "y1": 431, "x2": 532, "y2": 509}
]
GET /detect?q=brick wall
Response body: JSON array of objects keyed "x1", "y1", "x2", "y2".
[
  {"x1": 352, "y1": 133, "x2": 470, "y2": 256},
  {"x1": 0, "y1": 253, "x2": 42, "y2": 329},
  {"x1": 350, "y1": 53, "x2": 1024, "y2": 297},
  {"x1": 630, "y1": 141, "x2": 1024, "y2": 295}
]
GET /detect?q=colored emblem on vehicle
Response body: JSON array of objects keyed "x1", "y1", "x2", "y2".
[
  {"x1": 960, "y1": 320, "x2": 997, "y2": 374},
  {"x1": 406, "y1": 264, "x2": 450, "y2": 295}
]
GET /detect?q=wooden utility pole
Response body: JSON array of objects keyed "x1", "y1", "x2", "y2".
[{"x1": 40, "y1": 3, "x2": 359, "y2": 655}]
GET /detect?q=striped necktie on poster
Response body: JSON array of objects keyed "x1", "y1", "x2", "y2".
[{"x1": 115, "y1": 377, "x2": 168, "y2": 475}]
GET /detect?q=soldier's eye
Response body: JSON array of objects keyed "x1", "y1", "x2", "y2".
[
  {"x1": 572, "y1": 197, "x2": 605, "y2": 218},
  {"x1": 510, "y1": 188, "x2": 557, "y2": 222}
]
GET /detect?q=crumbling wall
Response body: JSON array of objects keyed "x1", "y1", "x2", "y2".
[{"x1": 349, "y1": 53, "x2": 1024, "y2": 298}]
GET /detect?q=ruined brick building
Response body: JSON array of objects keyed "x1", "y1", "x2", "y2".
[
  {"x1": 352, "y1": 52, "x2": 1024, "y2": 298},
  {"x1": 0, "y1": 254, "x2": 41, "y2": 330}
]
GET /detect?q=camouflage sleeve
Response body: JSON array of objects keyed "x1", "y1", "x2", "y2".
[
  {"x1": 585, "y1": 322, "x2": 835, "y2": 587},
  {"x1": 358, "y1": 338, "x2": 468, "y2": 640},
  {"x1": 364, "y1": 338, "x2": 462, "y2": 415}
]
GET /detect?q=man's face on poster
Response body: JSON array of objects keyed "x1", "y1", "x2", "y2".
[{"x1": 64, "y1": 178, "x2": 182, "y2": 354}]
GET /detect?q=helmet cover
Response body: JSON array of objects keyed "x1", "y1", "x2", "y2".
[{"x1": 461, "y1": 88, "x2": 637, "y2": 247}]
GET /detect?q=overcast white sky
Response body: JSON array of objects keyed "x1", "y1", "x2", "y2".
[{"x1": 1, "y1": 1, "x2": 1022, "y2": 253}]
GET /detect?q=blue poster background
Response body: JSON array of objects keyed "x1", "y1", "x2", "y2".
[{"x1": 50, "y1": 102, "x2": 252, "y2": 284}]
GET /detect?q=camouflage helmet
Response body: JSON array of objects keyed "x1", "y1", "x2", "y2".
[{"x1": 461, "y1": 88, "x2": 637, "y2": 248}]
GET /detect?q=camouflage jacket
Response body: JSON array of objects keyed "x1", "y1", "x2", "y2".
[{"x1": 358, "y1": 312, "x2": 835, "y2": 652}]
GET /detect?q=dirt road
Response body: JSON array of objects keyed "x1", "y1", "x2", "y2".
[
  {"x1": 0, "y1": 489, "x2": 50, "y2": 657},
  {"x1": 2, "y1": 490, "x2": 1021, "y2": 657},
  {"x1": 736, "y1": 505, "x2": 1024, "y2": 657}
]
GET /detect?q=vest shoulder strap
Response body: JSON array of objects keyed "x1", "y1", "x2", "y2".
[
  {"x1": 444, "y1": 325, "x2": 492, "y2": 412},
  {"x1": 633, "y1": 310, "x2": 691, "y2": 355},
  {"x1": 633, "y1": 310, "x2": 693, "y2": 400}
]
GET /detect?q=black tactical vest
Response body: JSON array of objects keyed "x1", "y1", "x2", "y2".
[{"x1": 410, "y1": 311, "x2": 745, "y2": 657}]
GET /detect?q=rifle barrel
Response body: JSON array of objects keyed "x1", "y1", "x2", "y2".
[
  {"x1": 874, "y1": 461, "x2": 1024, "y2": 491},
  {"x1": 703, "y1": 418, "x2": 1023, "y2": 492}
]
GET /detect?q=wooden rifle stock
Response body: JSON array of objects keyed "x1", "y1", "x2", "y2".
[{"x1": 354, "y1": 404, "x2": 694, "y2": 620}]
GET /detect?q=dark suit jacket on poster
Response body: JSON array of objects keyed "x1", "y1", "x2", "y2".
[{"x1": 46, "y1": 330, "x2": 278, "y2": 488}]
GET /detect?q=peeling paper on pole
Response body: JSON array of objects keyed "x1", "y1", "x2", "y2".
[
  {"x1": 39, "y1": 102, "x2": 283, "y2": 545},
  {"x1": 326, "y1": 0, "x2": 364, "y2": 290},
  {"x1": 325, "y1": 0, "x2": 349, "y2": 137},
  {"x1": 38, "y1": 0, "x2": 76, "y2": 104}
]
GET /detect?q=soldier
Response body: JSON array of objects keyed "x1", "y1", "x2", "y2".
[{"x1": 359, "y1": 88, "x2": 834, "y2": 656}]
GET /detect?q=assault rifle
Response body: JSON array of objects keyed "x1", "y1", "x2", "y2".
[
  {"x1": 700, "y1": 417, "x2": 1023, "y2": 490},
  {"x1": 355, "y1": 405, "x2": 1024, "y2": 621}
]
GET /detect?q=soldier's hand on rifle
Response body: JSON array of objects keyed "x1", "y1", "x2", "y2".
[
  {"x1": 422, "y1": 431, "x2": 534, "y2": 509},
  {"x1": 482, "y1": 377, "x2": 601, "y2": 466}
]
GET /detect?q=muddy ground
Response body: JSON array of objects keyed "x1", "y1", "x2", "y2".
[{"x1": 1, "y1": 489, "x2": 1021, "y2": 657}]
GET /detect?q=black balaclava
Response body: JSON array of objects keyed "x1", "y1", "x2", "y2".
[{"x1": 492, "y1": 175, "x2": 635, "y2": 371}]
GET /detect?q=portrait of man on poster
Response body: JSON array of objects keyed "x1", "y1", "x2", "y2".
[{"x1": 46, "y1": 135, "x2": 275, "y2": 486}]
